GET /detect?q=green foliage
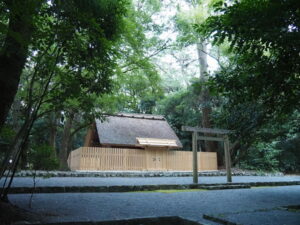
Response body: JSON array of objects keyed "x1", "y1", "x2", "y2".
[
  {"x1": 157, "y1": 85, "x2": 201, "y2": 150},
  {"x1": 197, "y1": 0, "x2": 300, "y2": 118},
  {"x1": 114, "y1": 70, "x2": 163, "y2": 113},
  {"x1": 277, "y1": 135, "x2": 300, "y2": 172},
  {"x1": 192, "y1": 0, "x2": 300, "y2": 171},
  {"x1": 0, "y1": 126, "x2": 15, "y2": 146},
  {"x1": 9, "y1": 0, "x2": 130, "y2": 132},
  {"x1": 213, "y1": 101, "x2": 266, "y2": 144},
  {"x1": 28, "y1": 0, "x2": 129, "y2": 114},
  {"x1": 29, "y1": 145, "x2": 59, "y2": 170},
  {"x1": 239, "y1": 142, "x2": 280, "y2": 172},
  {"x1": 217, "y1": 107, "x2": 300, "y2": 171},
  {"x1": 0, "y1": 126, "x2": 16, "y2": 161},
  {"x1": 29, "y1": 117, "x2": 57, "y2": 148},
  {"x1": 4, "y1": 0, "x2": 300, "y2": 174},
  {"x1": 19, "y1": 0, "x2": 128, "y2": 117},
  {"x1": 239, "y1": 133, "x2": 300, "y2": 173},
  {"x1": 110, "y1": 0, "x2": 164, "y2": 114},
  {"x1": 0, "y1": 1, "x2": 9, "y2": 43},
  {"x1": 0, "y1": 0, "x2": 132, "y2": 173}
]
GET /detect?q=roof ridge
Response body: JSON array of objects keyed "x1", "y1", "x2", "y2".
[{"x1": 105, "y1": 113, "x2": 165, "y2": 121}]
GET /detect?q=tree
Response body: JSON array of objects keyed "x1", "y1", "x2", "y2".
[
  {"x1": 0, "y1": 0, "x2": 129, "y2": 130},
  {"x1": 195, "y1": 0, "x2": 300, "y2": 167},
  {"x1": 0, "y1": 0, "x2": 128, "y2": 200},
  {"x1": 197, "y1": 0, "x2": 300, "y2": 119},
  {"x1": 174, "y1": 0, "x2": 221, "y2": 152},
  {"x1": 111, "y1": 0, "x2": 164, "y2": 114},
  {"x1": 114, "y1": 71, "x2": 163, "y2": 113},
  {"x1": 157, "y1": 84, "x2": 201, "y2": 150},
  {"x1": 0, "y1": 0, "x2": 41, "y2": 130}
]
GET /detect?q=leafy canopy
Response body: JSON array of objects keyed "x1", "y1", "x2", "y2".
[{"x1": 196, "y1": 0, "x2": 300, "y2": 118}]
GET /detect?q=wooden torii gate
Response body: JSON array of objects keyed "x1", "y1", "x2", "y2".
[{"x1": 182, "y1": 126, "x2": 233, "y2": 183}]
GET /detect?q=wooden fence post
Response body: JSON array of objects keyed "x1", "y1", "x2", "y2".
[{"x1": 192, "y1": 131, "x2": 198, "y2": 184}]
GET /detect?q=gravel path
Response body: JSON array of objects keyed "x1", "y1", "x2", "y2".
[
  {"x1": 9, "y1": 185, "x2": 300, "y2": 225},
  {"x1": 2, "y1": 175, "x2": 300, "y2": 188}
]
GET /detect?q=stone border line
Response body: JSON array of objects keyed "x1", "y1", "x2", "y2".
[
  {"x1": 7, "y1": 170, "x2": 284, "y2": 178},
  {"x1": 203, "y1": 214, "x2": 237, "y2": 225},
  {"x1": 3, "y1": 181, "x2": 300, "y2": 194},
  {"x1": 14, "y1": 216, "x2": 204, "y2": 225}
]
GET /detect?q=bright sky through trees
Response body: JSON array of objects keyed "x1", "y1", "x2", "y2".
[{"x1": 149, "y1": 0, "x2": 219, "y2": 89}]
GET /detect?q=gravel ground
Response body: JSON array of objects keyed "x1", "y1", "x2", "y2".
[
  {"x1": 206, "y1": 209, "x2": 300, "y2": 225},
  {"x1": 2, "y1": 175, "x2": 300, "y2": 188},
  {"x1": 8, "y1": 185, "x2": 300, "y2": 225}
]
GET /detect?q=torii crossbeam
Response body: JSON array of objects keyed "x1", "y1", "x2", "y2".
[{"x1": 182, "y1": 126, "x2": 233, "y2": 183}]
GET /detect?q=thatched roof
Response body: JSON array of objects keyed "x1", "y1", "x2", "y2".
[{"x1": 95, "y1": 113, "x2": 182, "y2": 148}]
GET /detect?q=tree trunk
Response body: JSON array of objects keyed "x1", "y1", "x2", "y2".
[
  {"x1": 0, "y1": 0, "x2": 41, "y2": 130},
  {"x1": 10, "y1": 97, "x2": 22, "y2": 132},
  {"x1": 59, "y1": 113, "x2": 74, "y2": 170},
  {"x1": 196, "y1": 40, "x2": 217, "y2": 152}
]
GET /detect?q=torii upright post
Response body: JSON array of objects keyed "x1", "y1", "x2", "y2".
[
  {"x1": 224, "y1": 135, "x2": 232, "y2": 182},
  {"x1": 192, "y1": 131, "x2": 198, "y2": 184}
]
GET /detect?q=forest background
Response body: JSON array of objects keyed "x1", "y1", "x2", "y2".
[{"x1": 0, "y1": 0, "x2": 299, "y2": 175}]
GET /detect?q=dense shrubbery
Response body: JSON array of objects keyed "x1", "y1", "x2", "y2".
[
  {"x1": 238, "y1": 142, "x2": 280, "y2": 172},
  {"x1": 238, "y1": 136, "x2": 300, "y2": 173},
  {"x1": 277, "y1": 136, "x2": 300, "y2": 173}
]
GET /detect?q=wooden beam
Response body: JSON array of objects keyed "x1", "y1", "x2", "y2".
[
  {"x1": 198, "y1": 136, "x2": 224, "y2": 142},
  {"x1": 192, "y1": 132, "x2": 198, "y2": 184},
  {"x1": 224, "y1": 135, "x2": 232, "y2": 182},
  {"x1": 182, "y1": 126, "x2": 233, "y2": 135}
]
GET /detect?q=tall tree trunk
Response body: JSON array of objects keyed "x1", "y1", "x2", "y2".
[
  {"x1": 196, "y1": 40, "x2": 217, "y2": 152},
  {"x1": 10, "y1": 97, "x2": 22, "y2": 132},
  {"x1": 59, "y1": 113, "x2": 75, "y2": 170},
  {"x1": 0, "y1": 0, "x2": 41, "y2": 130}
]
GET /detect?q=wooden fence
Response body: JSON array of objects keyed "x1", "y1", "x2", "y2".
[{"x1": 68, "y1": 147, "x2": 217, "y2": 171}]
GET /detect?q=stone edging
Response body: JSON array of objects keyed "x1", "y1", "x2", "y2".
[
  {"x1": 203, "y1": 214, "x2": 237, "y2": 225},
  {"x1": 13, "y1": 216, "x2": 203, "y2": 225},
  {"x1": 9, "y1": 170, "x2": 284, "y2": 178},
  {"x1": 3, "y1": 181, "x2": 300, "y2": 194}
]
